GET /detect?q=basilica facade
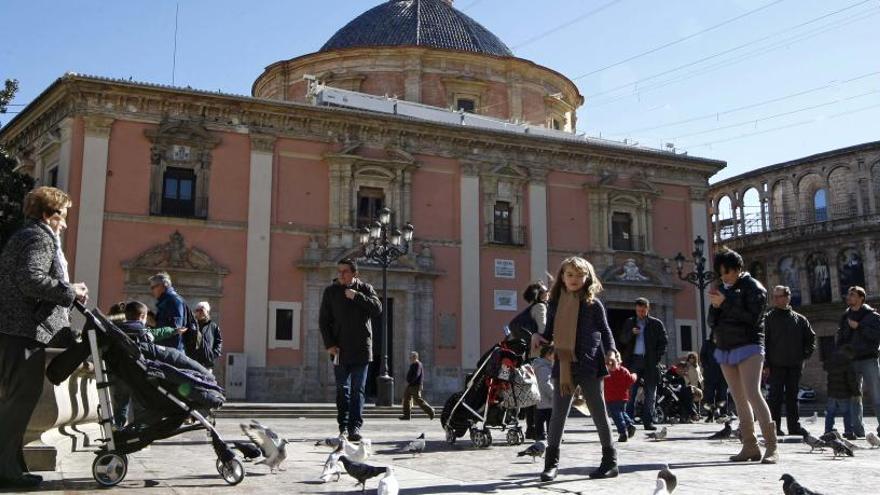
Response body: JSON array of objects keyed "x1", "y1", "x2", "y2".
[{"x1": 0, "y1": 0, "x2": 723, "y2": 402}]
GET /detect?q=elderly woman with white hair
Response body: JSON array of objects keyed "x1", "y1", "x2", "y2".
[{"x1": 188, "y1": 301, "x2": 223, "y2": 372}]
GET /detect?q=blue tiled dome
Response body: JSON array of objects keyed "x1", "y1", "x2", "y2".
[{"x1": 320, "y1": 0, "x2": 513, "y2": 57}]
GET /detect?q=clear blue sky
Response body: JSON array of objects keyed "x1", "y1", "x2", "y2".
[{"x1": 2, "y1": 0, "x2": 878, "y2": 181}]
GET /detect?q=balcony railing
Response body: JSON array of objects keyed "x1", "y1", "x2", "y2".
[{"x1": 486, "y1": 224, "x2": 527, "y2": 246}]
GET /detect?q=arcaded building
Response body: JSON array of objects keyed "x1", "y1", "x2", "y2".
[
  {"x1": 709, "y1": 141, "x2": 880, "y2": 398},
  {"x1": 1, "y1": 0, "x2": 723, "y2": 402}
]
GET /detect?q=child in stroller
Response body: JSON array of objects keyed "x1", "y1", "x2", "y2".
[
  {"x1": 46, "y1": 302, "x2": 244, "y2": 487},
  {"x1": 440, "y1": 336, "x2": 537, "y2": 448}
]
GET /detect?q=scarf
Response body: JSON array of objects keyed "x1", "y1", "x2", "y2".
[
  {"x1": 53, "y1": 229, "x2": 71, "y2": 321},
  {"x1": 554, "y1": 289, "x2": 581, "y2": 396}
]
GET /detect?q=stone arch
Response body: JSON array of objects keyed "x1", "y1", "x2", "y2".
[
  {"x1": 716, "y1": 194, "x2": 735, "y2": 239},
  {"x1": 121, "y1": 231, "x2": 229, "y2": 322},
  {"x1": 748, "y1": 260, "x2": 767, "y2": 287},
  {"x1": 797, "y1": 173, "x2": 827, "y2": 222},
  {"x1": 827, "y1": 165, "x2": 857, "y2": 219},
  {"x1": 838, "y1": 247, "x2": 866, "y2": 298},
  {"x1": 872, "y1": 160, "x2": 880, "y2": 203},
  {"x1": 771, "y1": 179, "x2": 795, "y2": 228},
  {"x1": 777, "y1": 256, "x2": 802, "y2": 306},
  {"x1": 741, "y1": 187, "x2": 762, "y2": 234},
  {"x1": 806, "y1": 251, "x2": 832, "y2": 304}
]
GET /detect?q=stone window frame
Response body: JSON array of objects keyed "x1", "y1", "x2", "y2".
[
  {"x1": 481, "y1": 164, "x2": 529, "y2": 246},
  {"x1": 442, "y1": 77, "x2": 488, "y2": 114},
  {"x1": 268, "y1": 301, "x2": 302, "y2": 350},
  {"x1": 544, "y1": 94, "x2": 574, "y2": 132},
  {"x1": 145, "y1": 120, "x2": 221, "y2": 220},
  {"x1": 607, "y1": 193, "x2": 651, "y2": 253}
]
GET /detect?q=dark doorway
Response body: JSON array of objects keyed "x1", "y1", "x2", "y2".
[
  {"x1": 367, "y1": 298, "x2": 394, "y2": 399},
  {"x1": 606, "y1": 307, "x2": 636, "y2": 343}
]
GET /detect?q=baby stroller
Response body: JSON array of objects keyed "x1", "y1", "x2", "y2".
[
  {"x1": 46, "y1": 302, "x2": 244, "y2": 487},
  {"x1": 440, "y1": 336, "x2": 537, "y2": 448}
]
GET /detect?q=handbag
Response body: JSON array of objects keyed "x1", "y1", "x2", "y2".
[{"x1": 500, "y1": 364, "x2": 541, "y2": 409}]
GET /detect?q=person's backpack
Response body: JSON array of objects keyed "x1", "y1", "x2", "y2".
[{"x1": 507, "y1": 303, "x2": 540, "y2": 342}]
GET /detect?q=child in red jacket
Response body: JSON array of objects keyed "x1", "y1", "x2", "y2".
[{"x1": 604, "y1": 349, "x2": 638, "y2": 442}]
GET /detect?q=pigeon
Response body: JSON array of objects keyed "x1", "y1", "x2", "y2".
[
  {"x1": 866, "y1": 431, "x2": 880, "y2": 448},
  {"x1": 319, "y1": 445, "x2": 344, "y2": 483},
  {"x1": 377, "y1": 466, "x2": 399, "y2": 495},
  {"x1": 732, "y1": 426, "x2": 742, "y2": 441},
  {"x1": 715, "y1": 415, "x2": 732, "y2": 424},
  {"x1": 708, "y1": 421, "x2": 733, "y2": 441},
  {"x1": 517, "y1": 440, "x2": 547, "y2": 462},
  {"x1": 646, "y1": 426, "x2": 668, "y2": 441},
  {"x1": 827, "y1": 438, "x2": 854, "y2": 458},
  {"x1": 402, "y1": 433, "x2": 426, "y2": 456},
  {"x1": 652, "y1": 478, "x2": 671, "y2": 495},
  {"x1": 315, "y1": 433, "x2": 345, "y2": 448},
  {"x1": 805, "y1": 412, "x2": 818, "y2": 424},
  {"x1": 339, "y1": 455, "x2": 388, "y2": 493},
  {"x1": 821, "y1": 430, "x2": 859, "y2": 451},
  {"x1": 230, "y1": 440, "x2": 262, "y2": 461},
  {"x1": 801, "y1": 431, "x2": 827, "y2": 453},
  {"x1": 780, "y1": 473, "x2": 824, "y2": 495},
  {"x1": 240, "y1": 420, "x2": 288, "y2": 474},
  {"x1": 343, "y1": 437, "x2": 372, "y2": 463},
  {"x1": 657, "y1": 465, "x2": 677, "y2": 493}
]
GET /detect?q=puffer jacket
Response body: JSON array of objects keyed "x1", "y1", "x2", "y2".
[
  {"x1": 708, "y1": 273, "x2": 767, "y2": 351},
  {"x1": 0, "y1": 220, "x2": 75, "y2": 344},
  {"x1": 319, "y1": 278, "x2": 382, "y2": 365},
  {"x1": 836, "y1": 304, "x2": 880, "y2": 360}
]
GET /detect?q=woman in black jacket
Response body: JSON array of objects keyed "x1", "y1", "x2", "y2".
[
  {"x1": 708, "y1": 248, "x2": 776, "y2": 464},
  {"x1": 532, "y1": 256, "x2": 618, "y2": 481}
]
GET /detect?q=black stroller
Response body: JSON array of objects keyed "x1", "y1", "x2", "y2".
[
  {"x1": 46, "y1": 302, "x2": 244, "y2": 487},
  {"x1": 440, "y1": 337, "x2": 532, "y2": 448}
]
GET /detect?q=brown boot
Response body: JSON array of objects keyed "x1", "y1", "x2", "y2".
[
  {"x1": 761, "y1": 421, "x2": 779, "y2": 464},
  {"x1": 730, "y1": 422, "x2": 762, "y2": 462}
]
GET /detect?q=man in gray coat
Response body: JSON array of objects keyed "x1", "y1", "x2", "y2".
[{"x1": 0, "y1": 187, "x2": 88, "y2": 488}]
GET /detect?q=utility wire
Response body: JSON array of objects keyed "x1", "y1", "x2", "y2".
[
  {"x1": 570, "y1": 0, "x2": 786, "y2": 81},
  {"x1": 512, "y1": 0, "x2": 624, "y2": 49}
]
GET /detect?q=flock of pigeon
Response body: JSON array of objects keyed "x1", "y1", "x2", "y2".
[{"x1": 228, "y1": 414, "x2": 878, "y2": 493}]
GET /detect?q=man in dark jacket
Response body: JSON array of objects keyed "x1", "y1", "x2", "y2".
[
  {"x1": 700, "y1": 338, "x2": 729, "y2": 421},
  {"x1": 149, "y1": 272, "x2": 189, "y2": 351},
  {"x1": 319, "y1": 258, "x2": 382, "y2": 441},
  {"x1": 835, "y1": 286, "x2": 880, "y2": 438},
  {"x1": 399, "y1": 351, "x2": 435, "y2": 420},
  {"x1": 190, "y1": 301, "x2": 222, "y2": 371},
  {"x1": 765, "y1": 285, "x2": 816, "y2": 436},
  {"x1": 617, "y1": 297, "x2": 668, "y2": 430}
]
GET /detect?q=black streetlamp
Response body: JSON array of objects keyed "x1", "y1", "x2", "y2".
[
  {"x1": 674, "y1": 236, "x2": 717, "y2": 343},
  {"x1": 358, "y1": 207, "x2": 414, "y2": 407}
]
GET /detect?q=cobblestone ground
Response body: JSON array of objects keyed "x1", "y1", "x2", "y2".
[{"x1": 35, "y1": 415, "x2": 879, "y2": 494}]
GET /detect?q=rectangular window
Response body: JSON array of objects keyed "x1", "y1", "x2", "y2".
[
  {"x1": 611, "y1": 212, "x2": 633, "y2": 250},
  {"x1": 47, "y1": 166, "x2": 59, "y2": 188},
  {"x1": 680, "y1": 325, "x2": 693, "y2": 352},
  {"x1": 551, "y1": 119, "x2": 561, "y2": 130},
  {"x1": 356, "y1": 187, "x2": 385, "y2": 227},
  {"x1": 493, "y1": 201, "x2": 512, "y2": 244},
  {"x1": 456, "y1": 99, "x2": 476, "y2": 113},
  {"x1": 161, "y1": 167, "x2": 197, "y2": 217},
  {"x1": 268, "y1": 301, "x2": 302, "y2": 350}
]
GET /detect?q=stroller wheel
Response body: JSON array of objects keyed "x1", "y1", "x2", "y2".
[
  {"x1": 506, "y1": 429, "x2": 520, "y2": 446},
  {"x1": 482, "y1": 428, "x2": 493, "y2": 448},
  {"x1": 218, "y1": 457, "x2": 246, "y2": 486},
  {"x1": 92, "y1": 452, "x2": 128, "y2": 487}
]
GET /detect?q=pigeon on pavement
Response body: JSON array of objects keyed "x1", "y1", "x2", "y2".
[
  {"x1": 402, "y1": 433, "x2": 426, "y2": 456},
  {"x1": 780, "y1": 473, "x2": 824, "y2": 495},
  {"x1": 240, "y1": 420, "x2": 288, "y2": 474},
  {"x1": 377, "y1": 466, "x2": 399, "y2": 495},
  {"x1": 658, "y1": 465, "x2": 677, "y2": 493},
  {"x1": 339, "y1": 455, "x2": 388, "y2": 493},
  {"x1": 315, "y1": 433, "x2": 345, "y2": 448},
  {"x1": 805, "y1": 412, "x2": 818, "y2": 425},
  {"x1": 230, "y1": 440, "x2": 262, "y2": 461},
  {"x1": 827, "y1": 438, "x2": 854, "y2": 458},
  {"x1": 821, "y1": 430, "x2": 859, "y2": 451},
  {"x1": 343, "y1": 437, "x2": 372, "y2": 463},
  {"x1": 801, "y1": 431, "x2": 827, "y2": 453},
  {"x1": 708, "y1": 421, "x2": 733, "y2": 441},
  {"x1": 319, "y1": 445, "x2": 344, "y2": 483},
  {"x1": 866, "y1": 431, "x2": 880, "y2": 448},
  {"x1": 646, "y1": 426, "x2": 668, "y2": 441},
  {"x1": 652, "y1": 478, "x2": 671, "y2": 495},
  {"x1": 517, "y1": 440, "x2": 547, "y2": 462}
]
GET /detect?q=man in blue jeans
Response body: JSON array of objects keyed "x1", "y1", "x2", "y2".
[
  {"x1": 835, "y1": 286, "x2": 880, "y2": 439},
  {"x1": 617, "y1": 298, "x2": 668, "y2": 430},
  {"x1": 319, "y1": 258, "x2": 382, "y2": 441}
]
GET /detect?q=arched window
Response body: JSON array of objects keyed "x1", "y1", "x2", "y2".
[
  {"x1": 742, "y1": 188, "x2": 762, "y2": 234},
  {"x1": 807, "y1": 253, "x2": 832, "y2": 304},
  {"x1": 717, "y1": 196, "x2": 735, "y2": 239},
  {"x1": 778, "y1": 257, "x2": 802, "y2": 306},
  {"x1": 838, "y1": 248, "x2": 865, "y2": 298},
  {"x1": 814, "y1": 189, "x2": 828, "y2": 222}
]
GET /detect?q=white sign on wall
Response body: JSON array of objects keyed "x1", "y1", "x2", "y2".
[
  {"x1": 494, "y1": 259, "x2": 516, "y2": 279},
  {"x1": 494, "y1": 290, "x2": 518, "y2": 311}
]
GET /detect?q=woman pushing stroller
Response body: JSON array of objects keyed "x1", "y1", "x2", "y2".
[{"x1": 532, "y1": 256, "x2": 619, "y2": 481}]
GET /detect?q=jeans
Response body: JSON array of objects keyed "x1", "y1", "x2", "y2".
[
  {"x1": 625, "y1": 355, "x2": 657, "y2": 425},
  {"x1": 768, "y1": 365, "x2": 804, "y2": 432},
  {"x1": 850, "y1": 357, "x2": 880, "y2": 437},
  {"x1": 826, "y1": 398, "x2": 853, "y2": 435},
  {"x1": 334, "y1": 363, "x2": 369, "y2": 434},
  {"x1": 607, "y1": 400, "x2": 634, "y2": 436},
  {"x1": 534, "y1": 408, "x2": 552, "y2": 441}
]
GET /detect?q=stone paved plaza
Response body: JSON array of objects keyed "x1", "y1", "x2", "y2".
[{"x1": 31, "y1": 414, "x2": 879, "y2": 494}]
